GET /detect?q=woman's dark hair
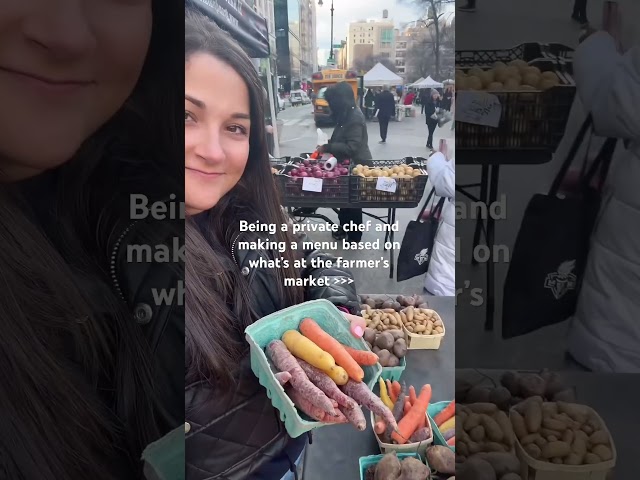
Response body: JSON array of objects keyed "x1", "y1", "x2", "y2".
[
  {"x1": 0, "y1": 1, "x2": 183, "y2": 478},
  {"x1": 184, "y1": 11, "x2": 303, "y2": 389}
]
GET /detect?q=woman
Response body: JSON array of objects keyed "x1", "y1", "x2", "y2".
[
  {"x1": 1, "y1": 1, "x2": 184, "y2": 479},
  {"x1": 424, "y1": 89, "x2": 441, "y2": 150},
  {"x1": 364, "y1": 88, "x2": 376, "y2": 120},
  {"x1": 567, "y1": 9, "x2": 640, "y2": 372},
  {"x1": 317, "y1": 81, "x2": 373, "y2": 242},
  {"x1": 184, "y1": 13, "x2": 361, "y2": 480},
  {"x1": 423, "y1": 151, "x2": 456, "y2": 297}
]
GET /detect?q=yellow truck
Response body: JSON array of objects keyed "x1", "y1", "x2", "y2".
[{"x1": 310, "y1": 69, "x2": 361, "y2": 126}]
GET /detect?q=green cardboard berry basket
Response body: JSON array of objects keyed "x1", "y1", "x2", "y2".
[
  {"x1": 245, "y1": 299, "x2": 382, "y2": 438},
  {"x1": 428, "y1": 400, "x2": 455, "y2": 452},
  {"x1": 379, "y1": 356, "x2": 407, "y2": 382},
  {"x1": 359, "y1": 452, "x2": 426, "y2": 480}
]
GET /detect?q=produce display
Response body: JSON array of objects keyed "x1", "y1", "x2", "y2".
[
  {"x1": 372, "y1": 381, "x2": 433, "y2": 445},
  {"x1": 266, "y1": 318, "x2": 395, "y2": 431},
  {"x1": 456, "y1": 402, "x2": 515, "y2": 460},
  {"x1": 456, "y1": 452, "x2": 522, "y2": 480},
  {"x1": 286, "y1": 157, "x2": 351, "y2": 179},
  {"x1": 455, "y1": 60, "x2": 562, "y2": 92},
  {"x1": 363, "y1": 329, "x2": 406, "y2": 367},
  {"x1": 456, "y1": 370, "x2": 576, "y2": 411},
  {"x1": 362, "y1": 452, "x2": 433, "y2": 480},
  {"x1": 511, "y1": 398, "x2": 614, "y2": 466},
  {"x1": 360, "y1": 294, "x2": 429, "y2": 311},
  {"x1": 432, "y1": 401, "x2": 456, "y2": 446},
  {"x1": 352, "y1": 164, "x2": 423, "y2": 178}
]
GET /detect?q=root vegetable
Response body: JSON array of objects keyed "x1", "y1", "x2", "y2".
[
  {"x1": 392, "y1": 382, "x2": 407, "y2": 422},
  {"x1": 379, "y1": 378, "x2": 395, "y2": 409},
  {"x1": 457, "y1": 457, "x2": 496, "y2": 480},
  {"x1": 476, "y1": 452, "x2": 520, "y2": 476},
  {"x1": 338, "y1": 404, "x2": 366, "y2": 431},
  {"x1": 524, "y1": 401, "x2": 542, "y2": 433},
  {"x1": 589, "y1": 430, "x2": 609, "y2": 446},
  {"x1": 398, "y1": 456, "x2": 430, "y2": 480},
  {"x1": 511, "y1": 410, "x2": 527, "y2": 439},
  {"x1": 392, "y1": 384, "x2": 432, "y2": 444},
  {"x1": 392, "y1": 381, "x2": 402, "y2": 399},
  {"x1": 470, "y1": 425, "x2": 485, "y2": 442},
  {"x1": 446, "y1": 436, "x2": 455, "y2": 446},
  {"x1": 342, "y1": 379, "x2": 398, "y2": 430},
  {"x1": 363, "y1": 328, "x2": 377, "y2": 345},
  {"x1": 374, "y1": 452, "x2": 401, "y2": 480},
  {"x1": 426, "y1": 445, "x2": 455, "y2": 474},
  {"x1": 267, "y1": 340, "x2": 336, "y2": 415},
  {"x1": 408, "y1": 385, "x2": 417, "y2": 405},
  {"x1": 375, "y1": 332, "x2": 394, "y2": 350},
  {"x1": 342, "y1": 344, "x2": 379, "y2": 366},
  {"x1": 299, "y1": 318, "x2": 364, "y2": 382},
  {"x1": 541, "y1": 441, "x2": 571, "y2": 459},
  {"x1": 482, "y1": 415, "x2": 504, "y2": 442},
  {"x1": 409, "y1": 426, "x2": 431, "y2": 442},
  {"x1": 285, "y1": 386, "x2": 326, "y2": 421},
  {"x1": 282, "y1": 330, "x2": 336, "y2": 372},
  {"x1": 392, "y1": 338, "x2": 407, "y2": 358},
  {"x1": 324, "y1": 365, "x2": 349, "y2": 385},
  {"x1": 443, "y1": 428, "x2": 455, "y2": 441},
  {"x1": 386, "y1": 354, "x2": 400, "y2": 367},
  {"x1": 433, "y1": 400, "x2": 455, "y2": 427},
  {"x1": 386, "y1": 380, "x2": 397, "y2": 403},
  {"x1": 584, "y1": 453, "x2": 602, "y2": 464},
  {"x1": 524, "y1": 443, "x2": 542, "y2": 459},
  {"x1": 592, "y1": 444, "x2": 613, "y2": 461},
  {"x1": 467, "y1": 403, "x2": 497, "y2": 414},
  {"x1": 275, "y1": 371, "x2": 292, "y2": 385},
  {"x1": 297, "y1": 360, "x2": 356, "y2": 410},
  {"x1": 404, "y1": 400, "x2": 412, "y2": 417},
  {"x1": 377, "y1": 349, "x2": 392, "y2": 367},
  {"x1": 439, "y1": 416, "x2": 455, "y2": 432}
]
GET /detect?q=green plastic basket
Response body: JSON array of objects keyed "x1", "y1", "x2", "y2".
[
  {"x1": 428, "y1": 400, "x2": 455, "y2": 452},
  {"x1": 379, "y1": 356, "x2": 407, "y2": 382},
  {"x1": 245, "y1": 299, "x2": 382, "y2": 438},
  {"x1": 359, "y1": 453, "x2": 425, "y2": 480}
]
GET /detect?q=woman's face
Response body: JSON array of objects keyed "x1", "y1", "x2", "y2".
[
  {"x1": 184, "y1": 53, "x2": 250, "y2": 215},
  {"x1": 0, "y1": 0, "x2": 152, "y2": 182}
]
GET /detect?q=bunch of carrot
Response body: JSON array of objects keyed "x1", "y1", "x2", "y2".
[
  {"x1": 373, "y1": 381, "x2": 433, "y2": 445},
  {"x1": 432, "y1": 400, "x2": 455, "y2": 446},
  {"x1": 267, "y1": 318, "x2": 396, "y2": 432}
]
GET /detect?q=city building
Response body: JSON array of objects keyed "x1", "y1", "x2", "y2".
[
  {"x1": 347, "y1": 10, "x2": 395, "y2": 69},
  {"x1": 274, "y1": 0, "x2": 317, "y2": 92}
]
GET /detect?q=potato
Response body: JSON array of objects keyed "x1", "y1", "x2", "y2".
[
  {"x1": 520, "y1": 433, "x2": 542, "y2": 446},
  {"x1": 500, "y1": 371, "x2": 521, "y2": 396},
  {"x1": 375, "y1": 332, "x2": 394, "y2": 350},
  {"x1": 377, "y1": 349, "x2": 392, "y2": 367},
  {"x1": 518, "y1": 374, "x2": 547, "y2": 398},
  {"x1": 562, "y1": 429, "x2": 574, "y2": 445},
  {"x1": 485, "y1": 442, "x2": 507, "y2": 452},
  {"x1": 386, "y1": 354, "x2": 400, "y2": 368},
  {"x1": 426, "y1": 445, "x2": 455, "y2": 474},
  {"x1": 591, "y1": 444, "x2": 613, "y2": 461},
  {"x1": 524, "y1": 401, "x2": 542, "y2": 433},
  {"x1": 374, "y1": 452, "x2": 401, "y2": 480},
  {"x1": 572, "y1": 430, "x2": 588, "y2": 457},
  {"x1": 363, "y1": 328, "x2": 377, "y2": 345},
  {"x1": 457, "y1": 457, "x2": 496, "y2": 480},
  {"x1": 464, "y1": 412, "x2": 482, "y2": 430},
  {"x1": 584, "y1": 453, "x2": 601, "y2": 464},
  {"x1": 467, "y1": 402, "x2": 497, "y2": 414},
  {"x1": 524, "y1": 443, "x2": 542, "y2": 459},
  {"x1": 467, "y1": 387, "x2": 492, "y2": 404},
  {"x1": 589, "y1": 430, "x2": 609, "y2": 446},
  {"x1": 541, "y1": 441, "x2": 571, "y2": 459},
  {"x1": 470, "y1": 425, "x2": 485, "y2": 442},
  {"x1": 392, "y1": 338, "x2": 407, "y2": 358},
  {"x1": 564, "y1": 453, "x2": 583, "y2": 465},
  {"x1": 511, "y1": 410, "x2": 528, "y2": 439},
  {"x1": 482, "y1": 415, "x2": 504, "y2": 442},
  {"x1": 476, "y1": 452, "x2": 520, "y2": 476},
  {"x1": 398, "y1": 456, "x2": 430, "y2": 480},
  {"x1": 467, "y1": 76, "x2": 483, "y2": 90}
]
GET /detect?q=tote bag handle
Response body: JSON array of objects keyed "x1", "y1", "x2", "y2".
[{"x1": 549, "y1": 115, "x2": 593, "y2": 197}]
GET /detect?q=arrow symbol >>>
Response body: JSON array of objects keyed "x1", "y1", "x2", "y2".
[{"x1": 347, "y1": 278, "x2": 354, "y2": 284}]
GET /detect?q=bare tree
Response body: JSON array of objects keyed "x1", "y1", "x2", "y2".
[{"x1": 352, "y1": 54, "x2": 398, "y2": 75}]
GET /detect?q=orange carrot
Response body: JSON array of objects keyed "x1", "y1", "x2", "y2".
[
  {"x1": 409, "y1": 385, "x2": 417, "y2": 405},
  {"x1": 447, "y1": 436, "x2": 455, "y2": 446},
  {"x1": 433, "y1": 400, "x2": 456, "y2": 427},
  {"x1": 392, "y1": 384, "x2": 432, "y2": 444},
  {"x1": 342, "y1": 345, "x2": 378, "y2": 366},
  {"x1": 392, "y1": 381, "x2": 401, "y2": 399},
  {"x1": 386, "y1": 380, "x2": 397, "y2": 403},
  {"x1": 403, "y1": 400, "x2": 412, "y2": 417},
  {"x1": 300, "y1": 318, "x2": 364, "y2": 382}
]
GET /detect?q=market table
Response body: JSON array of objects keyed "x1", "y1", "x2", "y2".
[
  {"x1": 301, "y1": 296, "x2": 455, "y2": 480},
  {"x1": 456, "y1": 368, "x2": 637, "y2": 478}
]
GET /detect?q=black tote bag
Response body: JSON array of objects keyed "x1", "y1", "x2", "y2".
[
  {"x1": 502, "y1": 117, "x2": 617, "y2": 338},
  {"x1": 396, "y1": 188, "x2": 446, "y2": 282}
]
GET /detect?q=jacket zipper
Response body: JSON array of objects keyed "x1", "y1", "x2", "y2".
[
  {"x1": 231, "y1": 233, "x2": 241, "y2": 267},
  {"x1": 109, "y1": 220, "x2": 139, "y2": 300}
]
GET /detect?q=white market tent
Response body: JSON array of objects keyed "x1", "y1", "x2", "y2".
[
  {"x1": 414, "y1": 76, "x2": 444, "y2": 89},
  {"x1": 363, "y1": 63, "x2": 403, "y2": 87},
  {"x1": 408, "y1": 77, "x2": 425, "y2": 87}
]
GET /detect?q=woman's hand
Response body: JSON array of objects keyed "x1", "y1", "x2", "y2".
[
  {"x1": 317, "y1": 144, "x2": 328, "y2": 154},
  {"x1": 343, "y1": 313, "x2": 366, "y2": 338}
]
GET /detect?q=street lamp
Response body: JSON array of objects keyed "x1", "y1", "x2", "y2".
[{"x1": 318, "y1": 0, "x2": 335, "y2": 62}]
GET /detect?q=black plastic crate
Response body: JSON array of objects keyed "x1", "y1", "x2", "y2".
[
  {"x1": 275, "y1": 173, "x2": 350, "y2": 207},
  {"x1": 269, "y1": 156, "x2": 292, "y2": 166},
  {"x1": 455, "y1": 42, "x2": 574, "y2": 67},
  {"x1": 455, "y1": 60, "x2": 576, "y2": 152},
  {"x1": 349, "y1": 161, "x2": 429, "y2": 208}
]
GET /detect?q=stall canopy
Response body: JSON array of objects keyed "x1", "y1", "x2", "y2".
[
  {"x1": 409, "y1": 77, "x2": 425, "y2": 87},
  {"x1": 415, "y1": 76, "x2": 444, "y2": 89},
  {"x1": 186, "y1": 0, "x2": 270, "y2": 58},
  {"x1": 363, "y1": 63, "x2": 403, "y2": 87}
]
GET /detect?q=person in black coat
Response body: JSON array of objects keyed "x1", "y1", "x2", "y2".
[
  {"x1": 184, "y1": 14, "x2": 362, "y2": 480},
  {"x1": 424, "y1": 89, "x2": 442, "y2": 150},
  {"x1": 374, "y1": 86, "x2": 397, "y2": 143},
  {"x1": 319, "y1": 81, "x2": 373, "y2": 242}
]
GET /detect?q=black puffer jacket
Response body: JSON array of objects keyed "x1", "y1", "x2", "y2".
[
  {"x1": 324, "y1": 82, "x2": 373, "y2": 165},
  {"x1": 185, "y1": 221, "x2": 359, "y2": 480}
]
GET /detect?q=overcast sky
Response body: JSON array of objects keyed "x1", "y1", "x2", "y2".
[{"x1": 314, "y1": 0, "x2": 452, "y2": 65}]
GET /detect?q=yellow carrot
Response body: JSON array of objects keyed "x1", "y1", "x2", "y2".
[
  {"x1": 379, "y1": 378, "x2": 394, "y2": 409},
  {"x1": 282, "y1": 330, "x2": 335, "y2": 371},
  {"x1": 324, "y1": 365, "x2": 349, "y2": 385},
  {"x1": 439, "y1": 416, "x2": 455, "y2": 432}
]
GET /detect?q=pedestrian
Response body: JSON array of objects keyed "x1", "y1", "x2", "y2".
[
  {"x1": 567, "y1": 12, "x2": 640, "y2": 372},
  {"x1": 459, "y1": 0, "x2": 476, "y2": 12},
  {"x1": 375, "y1": 86, "x2": 396, "y2": 144},
  {"x1": 423, "y1": 151, "x2": 456, "y2": 296},
  {"x1": 440, "y1": 86, "x2": 453, "y2": 112},
  {"x1": 419, "y1": 88, "x2": 430, "y2": 114},
  {"x1": 364, "y1": 88, "x2": 376, "y2": 119},
  {"x1": 318, "y1": 82, "x2": 373, "y2": 242},
  {"x1": 572, "y1": 0, "x2": 589, "y2": 26},
  {"x1": 184, "y1": 14, "x2": 363, "y2": 479},
  {"x1": 424, "y1": 89, "x2": 441, "y2": 150},
  {"x1": 403, "y1": 90, "x2": 416, "y2": 106},
  {"x1": 0, "y1": 0, "x2": 183, "y2": 478}
]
